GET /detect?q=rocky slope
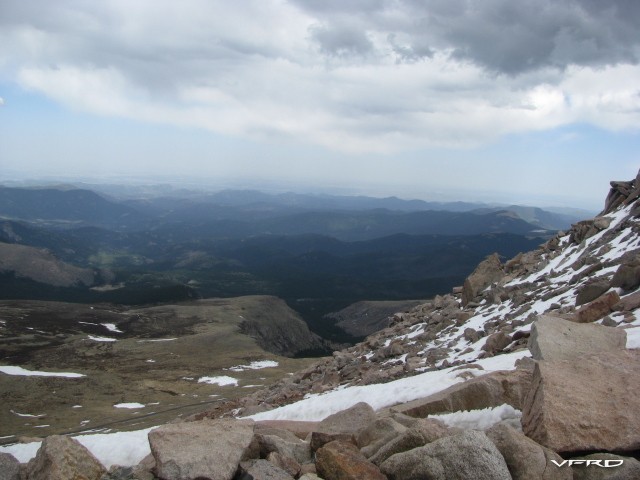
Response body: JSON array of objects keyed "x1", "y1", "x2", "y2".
[
  {"x1": 2, "y1": 170, "x2": 640, "y2": 479},
  {"x1": 0, "y1": 242, "x2": 98, "y2": 287}
]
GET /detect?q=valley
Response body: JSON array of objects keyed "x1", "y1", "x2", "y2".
[
  {"x1": 0, "y1": 296, "x2": 320, "y2": 441},
  {"x1": 0, "y1": 185, "x2": 574, "y2": 441}
]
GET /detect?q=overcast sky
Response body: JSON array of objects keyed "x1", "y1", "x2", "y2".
[{"x1": 1, "y1": 0, "x2": 639, "y2": 209}]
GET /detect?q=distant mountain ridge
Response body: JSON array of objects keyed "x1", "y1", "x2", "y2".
[
  {"x1": 0, "y1": 185, "x2": 591, "y2": 234},
  {"x1": 0, "y1": 186, "x2": 148, "y2": 229}
]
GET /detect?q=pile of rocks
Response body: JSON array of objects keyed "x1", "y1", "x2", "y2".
[{"x1": 2, "y1": 315, "x2": 639, "y2": 479}]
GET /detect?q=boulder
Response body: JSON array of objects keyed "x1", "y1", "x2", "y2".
[
  {"x1": 369, "y1": 421, "x2": 451, "y2": 466},
  {"x1": 316, "y1": 402, "x2": 376, "y2": 436},
  {"x1": 613, "y1": 291, "x2": 640, "y2": 312},
  {"x1": 266, "y1": 452, "x2": 300, "y2": 478},
  {"x1": 255, "y1": 420, "x2": 319, "y2": 441},
  {"x1": 380, "y1": 430, "x2": 511, "y2": 480},
  {"x1": 148, "y1": 419, "x2": 256, "y2": 480},
  {"x1": 521, "y1": 350, "x2": 640, "y2": 453},
  {"x1": 26, "y1": 435, "x2": 106, "y2": 480},
  {"x1": 0, "y1": 453, "x2": 20, "y2": 480},
  {"x1": 571, "y1": 453, "x2": 640, "y2": 480},
  {"x1": 482, "y1": 331, "x2": 512, "y2": 356},
  {"x1": 370, "y1": 429, "x2": 428, "y2": 467},
  {"x1": 356, "y1": 417, "x2": 406, "y2": 450},
  {"x1": 463, "y1": 328, "x2": 480, "y2": 343},
  {"x1": 462, "y1": 253, "x2": 504, "y2": 306},
  {"x1": 528, "y1": 315, "x2": 627, "y2": 361},
  {"x1": 256, "y1": 433, "x2": 312, "y2": 464},
  {"x1": 390, "y1": 368, "x2": 531, "y2": 417},
  {"x1": 610, "y1": 255, "x2": 640, "y2": 291},
  {"x1": 131, "y1": 454, "x2": 155, "y2": 480},
  {"x1": 576, "y1": 281, "x2": 611, "y2": 307},
  {"x1": 254, "y1": 426, "x2": 302, "y2": 444},
  {"x1": 575, "y1": 291, "x2": 620, "y2": 323},
  {"x1": 309, "y1": 432, "x2": 355, "y2": 453},
  {"x1": 315, "y1": 440, "x2": 386, "y2": 480},
  {"x1": 486, "y1": 422, "x2": 571, "y2": 480},
  {"x1": 237, "y1": 459, "x2": 294, "y2": 480}
]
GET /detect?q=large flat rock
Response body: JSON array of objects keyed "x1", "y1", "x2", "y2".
[
  {"x1": 522, "y1": 350, "x2": 640, "y2": 453},
  {"x1": 528, "y1": 315, "x2": 627, "y2": 361},
  {"x1": 148, "y1": 419, "x2": 255, "y2": 480}
]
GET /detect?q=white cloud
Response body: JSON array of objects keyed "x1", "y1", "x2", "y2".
[
  {"x1": 0, "y1": 97, "x2": 4, "y2": 106},
  {"x1": 2, "y1": 1, "x2": 640, "y2": 154}
]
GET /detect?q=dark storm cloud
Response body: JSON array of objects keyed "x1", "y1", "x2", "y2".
[
  {"x1": 1, "y1": 0, "x2": 639, "y2": 154},
  {"x1": 293, "y1": 0, "x2": 640, "y2": 74}
]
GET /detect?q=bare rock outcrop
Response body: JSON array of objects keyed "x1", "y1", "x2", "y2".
[
  {"x1": 315, "y1": 440, "x2": 386, "y2": 480},
  {"x1": 575, "y1": 291, "x2": 620, "y2": 323},
  {"x1": 380, "y1": 430, "x2": 511, "y2": 480},
  {"x1": 461, "y1": 253, "x2": 504, "y2": 306},
  {"x1": 316, "y1": 402, "x2": 376, "y2": 437},
  {"x1": 486, "y1": 423, "x2": 571, "y2": 480},
  {"x1": 148, "y1": 419, "x2": 256, "y2": 480},
  {"x1": 610, "y1": 254, "x2": 640, "y2": 292},
  {"x1": 26, "y1": 435, "x2": 106, "y2": 480},
  {"x1": 522, "y1": 350, "x2": 640, "y2": 453},
  {"x1": 602, "y1": 170, "x2": 640, "y2": 215},
  {"x1": 0, "y1": 453, "x2": 20, "y2": 480},
  {"x1": 528, "y1": 315, "x2": 627, "y2": 361}
]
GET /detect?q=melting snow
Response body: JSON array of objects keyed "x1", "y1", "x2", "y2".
[
  {"x1": 101, "y1": 323, "x2": 123, "y2": 333},
  {"x1": 0, "y1": 428, "x2": 157, "y2": 468},
  {"x1": 10, "y1": 410, "x2": 45, "y2": 418},
  {"x1": 247, "y1": 351, "x2": 528, "y2": 422},
  {"x1": 228, "y1": 360, "x2": 279, "y2": 372},
  {"x1": 0, "y1": 366, "x2": 85, "y2": 378},
  {"x1": 197, "y1": 375, "x2": 239, "y2": 386},
  {"x1": 432, "y1": 404, "x2": 520, "y2": 430},
  {"x1": 114, "y1": 403, "x2": 145, "y2": 409},
  {"x1": 87, "y1": 335, "x2": 117, "y2": 342},
  {"x1": 137, "y1": 338, "x2": 177, "y2": 343}
]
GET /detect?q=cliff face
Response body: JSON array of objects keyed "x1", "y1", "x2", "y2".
[{"x1": 238, "y1": 295, "x2": 329, "y2": 357}]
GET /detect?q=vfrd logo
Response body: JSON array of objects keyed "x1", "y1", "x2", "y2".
[{"x1": 552, "y1": 459, "x2": 624, "y2": 468}]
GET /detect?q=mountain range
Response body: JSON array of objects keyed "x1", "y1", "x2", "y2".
[{"x1": 0, "y1": 170, "x2": 638, "y2": 480}]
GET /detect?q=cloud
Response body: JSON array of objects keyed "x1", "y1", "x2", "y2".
[
  {"x1": 1, "y1": 0, "x2": 640, "y2": 154},
  {"x1": 0, "y1": 97, "x2": 4, "y2": 106}
]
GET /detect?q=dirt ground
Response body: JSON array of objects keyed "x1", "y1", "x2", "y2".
[{"x1": 0, "y1": 297, "x2": 319, "y2": 442}]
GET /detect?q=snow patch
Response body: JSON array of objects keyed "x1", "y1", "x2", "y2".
[
  {"x1": 0, "y1": 428, "x2": 157, "y2": 468},
  {"x1": 247, "y1": 351, "x2": 528, "y2": 422},
  {"x1": 137, "y1": 338, "x2": 177, "y2": 343},
  {"x1": 228, "y1": 360, "x2": 279, "y2": 372},
  {"x1": 432, "y1": 404, "x2": 521, "y2": 430},
  {"x1": 88, "y1": 335, "x2": 117, "y2": 342},
  {"x1": 113, "y1": 403, "x2": 145, "y2": 409},
  {"x1": 197, "y1": 375, "x2": 239, "y2": 386},
  {"x1": 626, "y1": 327, "x2": 640, "y2": 349},
  {"x1": 0, "y1": 366, "x2": 85, "y2": 378},
  {"x1": 101, "y1": 323, "x2": 123, "y2": 333}
]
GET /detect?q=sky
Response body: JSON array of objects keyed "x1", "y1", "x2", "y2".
[{"x1": 1, "y1": 0, "x2": 639, "y2": 209}]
